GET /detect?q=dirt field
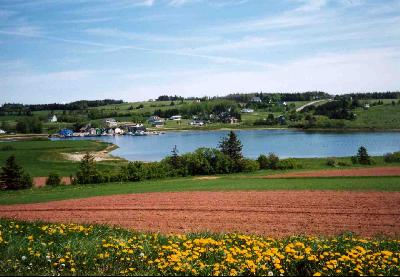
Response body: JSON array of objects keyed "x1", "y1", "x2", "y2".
[
  {"x1": 33, "y1": 177, "x2": 72, "y2": 187},
  {"x1": 1, "y1": 191, "x2": 399, "y2": 237},
  {"x1": 264, "y1": 167, "x2": 400, "y2": 178}
]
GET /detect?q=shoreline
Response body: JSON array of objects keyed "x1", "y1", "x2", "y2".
[
  {"x1": 1, "y1": 126, "x2": 400, "y2": 142},
  {"x1": 149, "y1": 126, "x2": 400, "y2": 133}
]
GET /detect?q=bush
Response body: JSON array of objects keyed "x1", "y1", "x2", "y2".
[
  {"x1": 277, "y1": 158, "x2": 302, "y2": 170},
  {"x1": 384, "y1": 151, "x2": 400, "y2": 163},
  {"x1": 257, "y1": 154, "x2": 268, "y2": 169},
  {"x1": 326, "y1": 158, "x2": 337, "y2": 167},
  {"x1": 119, "y1": 161, "x2": 146, "y2": 182},
  {"x1": 351, "y1": 156, "x2": 358, "y2": 164},
  {"x1": 338, "y1": 161, "x2": 350, "y2": 166},
  {"x1": 241, "y1": 159, "x2": 260, "y2": 172},
  {"x1": 266, "y1": 153, "x2": 280, "y2": 169},
  {"x1": 46, "y1": 172, "x2": 61, "y2": 186},
  {"x1": 257, "y1": 153, "x2": 280, "y2": 170}
]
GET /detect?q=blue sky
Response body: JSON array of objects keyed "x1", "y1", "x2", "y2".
[{"x1": 0, "y1": 0, "x2": 399, "y2": 104}]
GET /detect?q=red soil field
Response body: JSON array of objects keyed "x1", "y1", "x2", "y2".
[
  {"x1": 1, "y1": 191, "x2": 399, "y2": 237},
  {"x1": 264, "y1": 167, "x2": 400, "y2": 178},
  {"x1": 33, "y1": 177, "x2": 71, "y2": 188}
]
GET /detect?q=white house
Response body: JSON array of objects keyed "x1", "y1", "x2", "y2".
[
  {"x1": 104, "y1": 118, "x2": 118, "y2": 128},
  {"x1": 0, "y1": 129, "x2": 6, "y2": 134},
  {"x1": 49, "y1": 115, "x2": 57, "y2": 122},
  {"x1": 241, "y1": 108, "x2": 254, "y2": 113},
  {"x1": 251, "y1": 96, "x2": 262, "y2": 103},
  {"x1": 190, "y1": 120, "x2": 204, "y2": 127},
  {"x1": 170, "y1": 115, "x2": 182, "y2": 121},
  {"x1": 114, "y1": 127, "x2": 124, "y2": 135}
]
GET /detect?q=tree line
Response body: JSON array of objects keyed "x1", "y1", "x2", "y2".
[{"x1": 0, "y1": 99, "x2": 123, "y2": 115}]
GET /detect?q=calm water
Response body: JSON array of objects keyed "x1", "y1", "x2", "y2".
[{"x1": 53, "y1": 129, "x2": 400, "y2": 161}]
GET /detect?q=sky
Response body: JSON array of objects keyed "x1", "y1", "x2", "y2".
[{"x1": 0, "y1": 0, "x2": 399, "y2": 104}]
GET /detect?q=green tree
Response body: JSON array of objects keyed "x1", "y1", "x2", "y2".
[
  {"x1": 76, "y1": 152, "x2": 102, "y2": 184},
  {"x1": 46, "y1": 172, "x2": 61, "y2": 186},
  {"x1": 219, "y1": 131, "x2": 243, "y2": 171},
  {"x1": 0, "y1": 155, "x2": 32, "y2": 190},
  {"x1": 357, "y1": 146, "x2": 372, "y2": 165}
]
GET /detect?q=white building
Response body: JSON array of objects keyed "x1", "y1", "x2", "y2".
[
  {"x1": 0, "y1": 129, "x2": 6, "y2": 134},
  {"x1": 104, "y1": 118, "x2": 118, "y2": 128},
  {"x1": 49, "y1": 115, "x2": 57, "y2": 122},
  {"x1": 170, "y1": 115, "x2": 182, "y2": 120},
  {"x1": 241, "y1": 108, "x2": 254, "y2": 113},
  {"x1": 114, "y1": 127, "x2": 124, "y2": 135}
]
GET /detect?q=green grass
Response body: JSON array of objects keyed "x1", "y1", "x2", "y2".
[
  {"x1": 1, "y1": 175, "x2": 399, "y2": 205},
  {"x1": 0, "y1": 140, "x2": 125, "y2": 177},
  {"x1": 345, "y1": 104, "x2": 400, "y2": 129}
]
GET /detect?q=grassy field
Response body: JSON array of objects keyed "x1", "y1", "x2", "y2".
[
  {"x1": 0, "y1": 140, "x2": 125, "y2": 177},
  {"x1": 1, "y1": 219, "x2": 399, "y2": 276},
  {"x1": 344, "y1": 104, "x2": 400, "y2": 129},
  {"x1": 1, "y1": 175, "x2": 399, "y2": 205}
]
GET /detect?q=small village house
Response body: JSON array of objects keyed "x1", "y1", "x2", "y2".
[
  {"x1": 104, "y1": 118, "x2": 118, "y2": 128},
  {"x1": 148, "y1": 116, "x2": 165, "y2": 127},
  {"x1": 241, "y1": 108, "x2": 254, "y2": 113},
  {"x1": 49, "y1": 115, "x2": 57, "y2": 122},
  {"x1": 169, "y1": 115, "x2": 182, "y2": 121},
  {"x1": 124, "y1": 123, "x2": 146, "y2": 134},
  {"x1": 250, "y1": 96, "x2": 262, "y2": 103},
  {"x1": 59, "y1": 128, "x2": 73, "y2": 137},
  {"x1": 114, "y1": 127, "x2": 124, "y2": 135}
]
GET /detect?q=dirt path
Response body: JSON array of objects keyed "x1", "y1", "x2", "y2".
[
  {"x1": 264, "y1": 167, "x2": 400, "y2": 178},
  {"x1": 295, "y1": 99, "x2": 330, "y2": 112},
  {"x1": 1, "y1": 191, "x2": 399, "y2": 237}
]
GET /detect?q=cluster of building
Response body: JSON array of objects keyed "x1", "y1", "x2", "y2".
[{"x1": 57, "y1": 118, "x2": 149, "y2": 138}]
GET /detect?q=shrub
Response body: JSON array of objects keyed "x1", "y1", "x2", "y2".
[
  {"x1": 338, "y1": 161, "x2": 350, "y2": 166},
  {"x1": 267, "y1": 153, "x2": 280, "y2": 169},
  {"x1": 257, "y1": 153, "x2": 280, "y2": 170},
  {"x1": 241, "y1": 159, "x2": 260, "y2": 172},
  {"x1": 257, "y1": 154, "x2": 268, "y2": 169},
  {"x1": 326, "y1": 158, "x2": 337, "y2": 167},
  {"x1": 351, "y1": 156, "x2": 358, "y2": 164},
  {"x1": 0, "y1": 155, "x2": 32, "y2": 190},
  {"x1": 384, "y1": 151, "x2": 400, "y2": 163},
  {"x1": 46, "y1": 172, "x2": 61, "y2": 186},
  {"x1": 277, "y1": 158, "x2": 302, "y2": 170},
  {"x1": 119, "y1": 161, "x2": 146, "y2": 182}
]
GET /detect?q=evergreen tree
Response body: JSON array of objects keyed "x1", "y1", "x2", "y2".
[
  {"x1": 219, "y1": 131, "x2": 243, "y2": 170},
  {"x1": 357, "y1": 146, "x2": 372, "y2": 165},
  {"x1": 0, "y1": 155, "x2": 32, "y2": 190},
  {"x1": 171, "y1": 145, "x2": 180, "y2": 165},
  {"x1": 76, "y1": 152, "x2": 102, "y2": 184}
]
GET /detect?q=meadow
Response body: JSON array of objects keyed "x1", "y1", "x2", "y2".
[
  {"x1": 0, "y1": 219, "x2": 399, "y2": 276},
  {"x1": 1, "y1": 175, "x2": 399, "y2": 205},
  {"x1": 0, "y1": 140, "x2": 124, "y2": 177}
]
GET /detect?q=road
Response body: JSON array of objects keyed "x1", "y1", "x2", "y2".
[{"x1": 296, "y1": 99, "x2": 330, "y2": 112}]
